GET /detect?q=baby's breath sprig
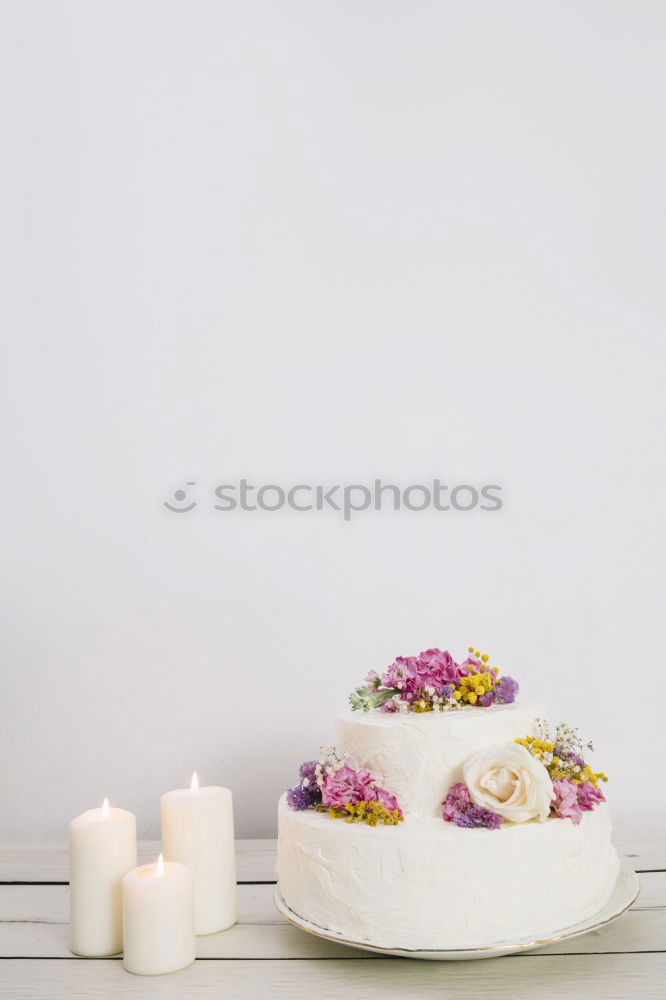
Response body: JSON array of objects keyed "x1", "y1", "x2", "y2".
[
  {"x1": 313, "y1": 747, "x2": 348, "y2": 788},
  {"x1": 517, "y1": 719, "x2": 608, "y2": 788}
]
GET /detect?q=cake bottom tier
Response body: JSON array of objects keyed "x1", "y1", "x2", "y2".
[{"x1": 277, "y1": 796, "x2": 620, "y2": 949}]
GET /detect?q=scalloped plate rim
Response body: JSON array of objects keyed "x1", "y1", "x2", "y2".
[{"x1": 274, "y1": 860, "x2": 639, "y2": 960}]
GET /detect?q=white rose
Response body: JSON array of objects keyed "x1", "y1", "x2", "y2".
[{"x1": 462, "y1": 742, "x2": 554, "y2": 823}]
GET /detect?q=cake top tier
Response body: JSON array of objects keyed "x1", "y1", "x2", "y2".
[
  {"x1": 337, "y1": 700, "x2": 545, "y2": 817},
  {"x1": 348, "y1": 645, "x2": 519, "y2": 715}
]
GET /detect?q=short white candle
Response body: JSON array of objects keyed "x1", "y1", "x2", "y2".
[
  {"x1": 161, "y1": 774, "x2": 237, "y2": 935},
  {"x1": 122, "y1": 854, "x2": 195, "y2": 975},
  {"x1": 68, "y1": 799, "x2": 137, "y2": 956}
]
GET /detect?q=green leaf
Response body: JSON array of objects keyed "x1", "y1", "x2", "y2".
[{"x1": 348, "y1": 685, "x2": 399, "y2": 712}]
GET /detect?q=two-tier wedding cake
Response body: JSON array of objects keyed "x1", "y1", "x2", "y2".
[{"x1": 276, "y1": 646, "x2": 620, "y2": 950}]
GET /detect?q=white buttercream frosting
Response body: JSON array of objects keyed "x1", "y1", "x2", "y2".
[
  {"x1": 277, "y1": 797, "x2": 620, "y2": 949},
  {"x1": 336, "y1": 701, "x2": 546, "y2": 817}
]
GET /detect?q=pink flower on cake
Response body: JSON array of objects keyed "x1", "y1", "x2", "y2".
[
  {"x1": 576, "y1": 781, "x2": 605, "y2": 811},
  {"x1": 551, "y1": 778, "x2": 583, "y2": 824},
  {"x1": 418, "y1": 648, "x2": 465, "y2": 686},
  {"x1": 551, "y1": 779, "x2": 605, "y2": 824},
  {"x1": 371, "y1": 785, "x2": 402, "y2": 816},
  {"x1": 441, "y1": 782, "x2": 472, "y2": 822},
  {"x1": 287, "y1": 750, "x2": 405, "y2": 826},
  {"x1": 441, "y1": 783, "x2": 502, "y2": 829},
  {"x1": 321, "y1": 764, "x2": 375, "y2": 808},
  {"x1": 356, "y1": 769, "x2": 379, "y2": 800},
  {"x1": 381, "y1": 656, "x2": 417, "y2": 690}
]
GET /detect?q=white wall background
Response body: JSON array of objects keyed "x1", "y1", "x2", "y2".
[{"x1": 1, "y1": 1, "x2": 664, "y2": 839}]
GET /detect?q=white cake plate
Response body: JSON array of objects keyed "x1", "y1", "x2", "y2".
[{"x1": 274, "y1": 861, "x2": 639, "y2": 960}]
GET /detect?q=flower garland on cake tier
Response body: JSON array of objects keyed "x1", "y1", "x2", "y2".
[
  {"x1": 349, "y1": 646, "x2": 519, "y2": 714},
  {"x1": 441, "y1": 718, "x2": 608, "y2": 830},
  {"x1": 286, "y1": 748, "x2": 404, "y2": 827}
]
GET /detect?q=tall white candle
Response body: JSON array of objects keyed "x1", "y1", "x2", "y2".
[
  {"x1": 68, "y1": 799, "x2": 137, "y2": 956},
  {"x1": 161, "y1": 774, "x2": 237, "y2": 935},
  {"x1": 122, "y1": 854, "x2": 195, "y2": 975}
]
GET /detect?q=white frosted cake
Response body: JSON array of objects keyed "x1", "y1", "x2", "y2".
[{"x1": 276, "y1": 646, "x2": 620, "y2": 950}]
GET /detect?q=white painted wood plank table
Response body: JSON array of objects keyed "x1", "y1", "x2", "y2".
[{"x1": 0, "y1": 830, "x2": 663, "y2": 998}]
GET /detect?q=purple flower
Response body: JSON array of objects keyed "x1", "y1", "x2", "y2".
[
  {"x1": 364, "y1": 669, "x2": 381, "y2": 689},
  {"x1": 454, "y1": 805, "x2": 502, "y2": 830},
  {"x1": 494, "y1": 675, "x2": 519, "y2": 704},
  {"x1": 286, "y1": 783, "x2": 318, "y2": 810},
  {"x1": 554, "y1": 746, "x2": 585, "y2": 770},
  {"x1": 479, "y1": 691, "x2": 495, "y2": 707},
  {"x1": 370, "y1": 785, "x2": 403, "y2": 817},
  {"x1": 552, "y1": 778, "x2": 582, "y2": 824},
  {"x1": 298, "y1": 760, "x2": 319, "y2": 784},
  {"x1": 576, "y1": 781, "x2": 605, "y2": 811},
  {"x1": 322, "y1": 764, "x2": 375, "y2": 808},
  {"x1": 294, "y1": 760, "x2": 324, "y2": 807},
  {"x1": 442, "y1": 782, "x2": 472, "y2": 822},
  {"x1": 442, "y1": 782, "x2": 502, "y2": 829},
  {"x1": 474, "y1": 806, "x2": 502, "y2": 830},
  {"x1": 286, "y1": 759, "x2": 328, "y2": 810},
  {"x1": 439, "y1": 684, "x2": 453, "y2": 699}
]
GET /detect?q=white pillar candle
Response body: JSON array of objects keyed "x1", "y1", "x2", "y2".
[
  {"x1": 68, "y1": 799, "x2": 137, "y2": 957},
  {"x1": 161, "y1": 774, "x2": 237, "y2": 935},
  {"x1": 122, "y1": 854, "x2": 196, "y2": 975}
]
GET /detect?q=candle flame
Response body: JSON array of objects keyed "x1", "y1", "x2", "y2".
[
  {"x1": 191, "y1": 772, "x2": 199, "y2": 792},
  {"x1": 156, "y1": 853, "x2": 164, "y2": 878},
  {"x1": 102, "y1": 798, "x2": 110, "y2": 820}
]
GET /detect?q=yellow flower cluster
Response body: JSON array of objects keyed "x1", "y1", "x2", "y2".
[
  {"x1": 516, "y1": 736, "x2": 608, "y2": 787},
  {"x1": 454, "y1": 670, "x2": 495, "y2": 705},
  {"x1": 579, "y1": 765, "x2": 608, "y2": 788},
  {"x1": 318, "y1": 801, "x2": 404, "y2": 826},
  {"x1": 515, "y1": 736, "x2": 555, "y2": 764},
  {"x1": 548, "y1": 762, "x2": 608, "y2": 787}
]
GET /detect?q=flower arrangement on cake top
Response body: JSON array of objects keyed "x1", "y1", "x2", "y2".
[
  {"x1": 286, "y1": 748, "x2": 404, "y2": 827},
  {"x1": 349, "y1": 646, "x2": 519, "y2": 713},
  {"x1": 442, "y1": 718, "x2": 608, "y2": 830}
]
